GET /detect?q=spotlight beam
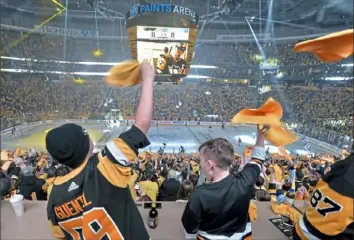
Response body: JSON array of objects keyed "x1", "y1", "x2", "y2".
[{"x1": 9, "y1": 1, "x2": 66, "y2": 48}]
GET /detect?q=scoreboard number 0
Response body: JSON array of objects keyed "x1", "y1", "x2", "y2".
[{"x1": 150, "y1": 31, "x2": 175, "y2": 39}]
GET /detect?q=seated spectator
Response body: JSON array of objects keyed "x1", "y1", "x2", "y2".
[
  {"x1": 158, "y1": 170, "x2": 181, "y2": 201},
  {"x1": 177, "y1": 180, "x2": 194, "y2": 202}
]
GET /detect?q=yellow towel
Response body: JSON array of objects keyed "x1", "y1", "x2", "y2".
[
  {"x1": 105, "y1": 60, "x2": 141, "y2": 87},
  {"x1": 232, "y1": 98, "x2": 283, "y2": 125},
  {"x1": 258, "y1": 124, "x2": 298, "y2": 147},
  {"x1": 1, "y1": 150, "x2": 10, "y2": 161},
  {"x1": 278, "y1": 146, "x2": 292, "y2": 161},
  {"x1": 249, "y1": 201, "x2": 258, "y2": 222},
  {"x1": 271, "y1": 202, "x2": 301, "y2": 223},
  {"x1": 293, "y1": 29, "x2": 353, "y2": 63},
  {"x1": 273, "y1": 164, "x2": 283, "y2": 182},
  {"x1": 15, "y1": 148, "x2": 26, "y2": 157},
  {"x1": 232, "y1": 98, "x2": 298, "y2": 146}
]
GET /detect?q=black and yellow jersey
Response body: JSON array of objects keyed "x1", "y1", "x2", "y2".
[
  {"x1": 294, "y1": 154, "x2": 354, "y2": 240},
  {"x1": 47, "y1": 125, "x2": 150, "y2": 240},
  {"x1": 170, "y1": 58, "x2": 186, "y2": 74},
  {"x1": 182, "y1": 162, "x2": 262, "y2": 240}
]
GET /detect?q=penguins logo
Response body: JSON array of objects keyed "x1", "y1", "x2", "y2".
[{"x1": 171, "y1": 64, "x2": 185, "y2": 74}]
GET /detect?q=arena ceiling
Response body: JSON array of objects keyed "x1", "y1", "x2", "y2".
[{"x1": 1, "y1": 0, "x2": 353, "y2": 27}]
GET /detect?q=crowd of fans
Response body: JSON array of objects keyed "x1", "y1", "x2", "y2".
[
  {"x1": 2, "y1": 145, "x2": 349, "y2": 204},
  {"x1": 1, "y1": 73, "x2": 352, "y2": 145},
  {"x1": 0, "y1": 22, "x2": 353, "y2": 240},
  {"x1": 1, "y1": 28, "x2": 352, "y2": 147}
]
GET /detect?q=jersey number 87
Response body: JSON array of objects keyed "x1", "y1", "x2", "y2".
[{"x1": 310, "y1": 189, "x2": 342, "y2": 217}]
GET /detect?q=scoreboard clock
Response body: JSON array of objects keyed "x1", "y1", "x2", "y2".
[{"x1": 137, "y1": 26, "x2": 190, "y2": 41}]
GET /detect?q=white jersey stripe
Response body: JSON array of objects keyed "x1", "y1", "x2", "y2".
[
  {"x1": 106, "y1": 141, "x2": 130, "y2": 166},
  {"x1": 298, "y1": 216, "x2": 321, "y2": 240},
  {"x1": 197, "y1": 222, "x2": 252, "y2": 240}
]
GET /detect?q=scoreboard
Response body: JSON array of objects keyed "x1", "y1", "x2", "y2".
[
  {"x1": 126, "y1": 3, "x2": 198, "y2": 82},
  {"x1": 137, "y1": 26, "x2": 190, "y2": 41}
]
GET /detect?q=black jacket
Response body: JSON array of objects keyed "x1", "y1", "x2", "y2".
[
  {"x1": 158, "y1": 178, "x2": 181, "y2": 201},
  {"x1": 182, "y1": 162, "x2": 261, "y2": 238},
  {"x1": 19, "y1": 176, "x2": 47, "y2": 200}
]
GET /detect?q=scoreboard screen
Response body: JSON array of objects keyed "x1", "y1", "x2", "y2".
[
  {"x1": 126, "y1": 4, "x2": 198, "y2": 82},
  {"x1": 135, "y1": 25, "x2": 191, "y2": 76},
  {"x1": 137, "y1": 41, "x2": 190, "y2": 75},
  {"x1": 137, "y1": 26, "x2": 189, "y2": 41}
]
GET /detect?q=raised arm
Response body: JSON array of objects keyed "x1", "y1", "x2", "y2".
[
  {"x1": 96, "y1": 63, "x2": 155, "y2": 188},
  {"x1": 234, "y1": 127, "x2": 266, "y2": 188},
  {"x1": 134, "y1": 62, "x2": 155, "y2": 134}
]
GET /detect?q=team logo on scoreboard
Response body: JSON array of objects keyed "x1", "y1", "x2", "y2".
[
  {"x1": 130, "y1": 5, "x2": 139, "y2": 17},
  {"x1": 144, "y1": 27, "x2": 156, "y2": 31}
]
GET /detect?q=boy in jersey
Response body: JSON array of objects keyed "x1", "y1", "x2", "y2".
[
  {"x1": 182, "y1": 129, "x2": 266, "y2": 239},
  {"x1": 45, "y1": 63, "x2": 155, "y2": 240}
]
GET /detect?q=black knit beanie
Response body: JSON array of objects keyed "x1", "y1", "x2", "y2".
[
  {"x1": 45, "y1": 124, "x2": 90, "y2": 169},
  {"x1": 0, "y1": 177, "x2": 12, "y2": 199}
]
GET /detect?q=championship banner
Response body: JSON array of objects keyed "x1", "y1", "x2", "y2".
[
  {"x1": 185, "y1": 28, "x2": 198, "y2": 70},
  {"x1": 35, "y1": 25, "x2": 98, "y2": 38},
  {"x1": 127, "y1": 27, "x2": 138, "y2": 60}
]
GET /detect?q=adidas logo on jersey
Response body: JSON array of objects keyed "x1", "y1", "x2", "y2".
[{"x1": 68, "y1": 182, "x2": 79, "y2": 192}]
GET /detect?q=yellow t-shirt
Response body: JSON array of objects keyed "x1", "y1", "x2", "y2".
[
  {"x1": 249, "y1": 201, "x2": 258, "y2": 222},
  {"x1": 273, "y1": 164, "x2": 283, "y2": 182},
  {"x1": 271, "y1": 202, "x2": 301, "y2": 223},
  {"x1": 158, "y1": 176, "x2": 165, "y2": 187},
  {"x1": 140, "y1": 180, "x2": 159, "y2": 202},
  {"x1": 128, "y1": 172, "x2": 139, "y2": 200}
]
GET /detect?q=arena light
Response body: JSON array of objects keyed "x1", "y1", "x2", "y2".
[
  {"x1": 1, "y1": 56, "x2": 218, "y2": 69},
  {"x1": 0, "y1": 68, "x2": 22, "y2": 73},
  {"x1": 325, "y1": 76, "x2": 354, "y2": 81},
  {"x1": 0, "y1": 68, "x2": 110, "y2": 76},
  {"x1": 73, "y1": 72, "x2": 109, "y2": 76},
  {"x1": 341, "y1": 63, "x2": 353, "y2": 67},
  {"x1": 185, "y1": 75, "x2": 211, "y2": 79},
  {"x1": 190, "y1": 65, "x2": 218, "y2": 69}
]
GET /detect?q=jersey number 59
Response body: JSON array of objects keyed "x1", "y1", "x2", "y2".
[
  {"x1": 310, "y1": 189, "x2": 342, "y2": 217},
  {"x1": 59, "y1": 208, "x2": 123, "y2": 240}
]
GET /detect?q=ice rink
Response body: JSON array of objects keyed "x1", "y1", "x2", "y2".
[{"x1": 1, "y1": 122, "x2": 336, "y2": 156}]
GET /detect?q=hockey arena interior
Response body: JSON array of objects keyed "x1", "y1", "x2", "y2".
[{"x1": 0, "y1": 0, "x2": 353, "y2": 240}]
